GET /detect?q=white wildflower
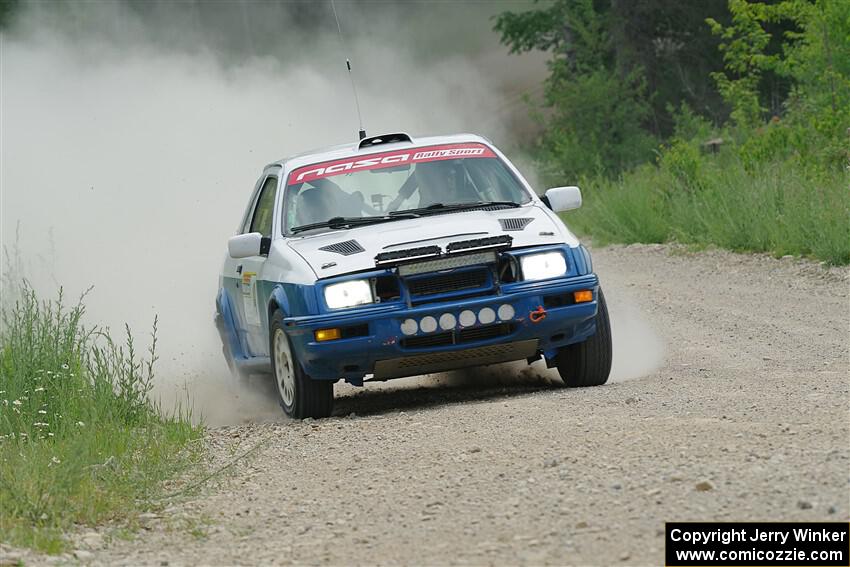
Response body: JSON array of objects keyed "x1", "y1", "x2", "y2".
[
  {"x1": 75, "y1": 421, "x2": 85, "y2": 427},
  {"x1": 38, "y1": 410, "x2": 47, "y2": 415},
  {"x1": 12, "y1": 400, "x2": 21, "y2": 406},
  {"x1": 50, "y1": 456, "x2": 61, "y2": 465},
  {"x1": 47, "y1": 433, "x2": 54, "y2": 437},
  {"x1": 61, "y1": 364, "x2": 69, "y2": 370},
  {"x1": 34, "y1": 387, "x2": 45, "y2": 392}
]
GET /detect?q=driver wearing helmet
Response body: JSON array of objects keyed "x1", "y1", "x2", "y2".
[{"x1": 387, "y1": 159, "x2": 477, "y2": 211}]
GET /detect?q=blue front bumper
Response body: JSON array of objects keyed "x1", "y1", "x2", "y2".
[{"x1": 283, "y1": 274, "x2": 600, "y2": 383}]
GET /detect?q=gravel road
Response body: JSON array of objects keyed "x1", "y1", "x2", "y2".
[{"x1": 71, "y1": 245, "x2": 850, "y2": 565}]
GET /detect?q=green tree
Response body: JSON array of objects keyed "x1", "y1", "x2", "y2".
[
  {"x1": 495, "y1": 0, "x2": 656, "y2": 179},
  {"x1": 708, "y1": 0, "x2": 850, "y2": 167},
  {"x1": 607, "y1": 0, "x2": 730, "y2": 135},
  {"x1": 495, "y1": 0, "x2": 732, "y2": 179}
]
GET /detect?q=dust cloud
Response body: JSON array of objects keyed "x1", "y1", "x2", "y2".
[{"x1": 1, "y1": 1, "x2": 660, "y2": 425}]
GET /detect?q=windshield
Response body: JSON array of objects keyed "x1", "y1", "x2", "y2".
[{"x1": 283, "y1": 143, "x2": 531, "y2": 234}]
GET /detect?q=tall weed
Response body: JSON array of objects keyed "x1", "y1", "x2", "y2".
[
  {"x1": 0, "y1": 286, "x2": 201, "y2": 552},
  {"x1": 568, "y1": 150, "x2": 849, "y2": 265}
]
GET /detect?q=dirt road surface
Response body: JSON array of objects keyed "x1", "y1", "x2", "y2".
[{"x1": 79, "y1": 245, "x2": 848, "y2": 565}]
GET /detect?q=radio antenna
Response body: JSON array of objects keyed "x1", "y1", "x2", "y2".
[{"x1": 331, "y1": 0, "x2": 366, "y2": 140}]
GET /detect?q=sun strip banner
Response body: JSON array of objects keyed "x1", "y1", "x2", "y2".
[{"x1": 287, "y1": 143, "x2": 497, "y2": 185}]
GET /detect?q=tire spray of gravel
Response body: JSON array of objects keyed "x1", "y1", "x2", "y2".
[{"x1": 1, "y1": 2, "x2": 661, "y2": 425}]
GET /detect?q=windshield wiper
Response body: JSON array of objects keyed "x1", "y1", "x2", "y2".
[
  {"x1": 390, "y1": 201, "x2": 521, "y2": 216},
  {"x1": 291, "y1": 214, "x2": 417, "y2": 234}
]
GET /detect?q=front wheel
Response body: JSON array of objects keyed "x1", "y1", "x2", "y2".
[
  {"x1": 554, "y1": 288, "x2": 612, "y2": 387},
  {"x1": 269, "y1": 311, "x2": 333, "y2": 419}
]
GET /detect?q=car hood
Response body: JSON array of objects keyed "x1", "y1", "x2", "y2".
[{"x1": 285, "y1": 204, "x2": 577, "y2": 279}]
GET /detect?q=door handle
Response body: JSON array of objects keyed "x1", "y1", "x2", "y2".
[{"x1": 236, "y1": 265, "x2": 243, "y2": 274}]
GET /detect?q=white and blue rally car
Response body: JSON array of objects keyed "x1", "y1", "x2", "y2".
[{"x1": 216, "y1": 132, "x2": 612, "y2": 418}]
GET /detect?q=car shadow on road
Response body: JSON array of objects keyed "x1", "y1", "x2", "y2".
[{"x1": 332, "y1": 363, "x2": 564, "y2": 417}]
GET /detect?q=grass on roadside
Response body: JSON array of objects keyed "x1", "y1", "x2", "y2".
[
  {"x1": 565, "y1": 152, "x2": 850, "y2": 265},
  {"x1": 0, "y1": 285, "x2": 202, "y2": 553}
]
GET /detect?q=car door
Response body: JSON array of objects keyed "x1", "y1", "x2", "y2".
[
  {"x1": 238, "y1": 174, "x2": 279, "y2": 356},
  {"x1": 221, "y1": 175, "x2": 264, "y2": 360}
]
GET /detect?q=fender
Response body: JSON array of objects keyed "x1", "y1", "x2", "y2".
[
  {"x1": 571, "y1": 245, "x2": 592, "y2": 275},
  {"x1": 260, "y1": 280, "x2": 319, "y2": 323},
  {"x1": 267, "y1": 284, "x2": 293, "y2": 323},
  {"x1": 216, "y1": 288, "x2": 247, "y2": 360}
]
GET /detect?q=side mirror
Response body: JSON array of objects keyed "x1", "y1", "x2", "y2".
[
  {"x1": 228, "y1": 232, "x2": 263, "y2": 259},
  {"x1": 543, "y1": 186, "x2": 582, "y2": 212}
]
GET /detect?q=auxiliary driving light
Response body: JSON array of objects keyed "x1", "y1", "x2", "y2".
[
  {"x1": 459, "y1": 310, "x2": 476, "y2": 327},
  {"x1": 497, "y1": 304, "x2": 515, "y2": 321},
  {"x1": 439, "y1": 313, "x2": 457, "y2": 330},
  {"x1": 315, "y1": 328, "x2": 342, "y2": 342},
  {"x1": 478, "y1": 307, "x2": 496, "y2": 325},
  {"x1": 420, "y1": 316, "x2": 438, "y2": 333},
  {"x1": 400, "y1": 319, "x2": 418, "y2": 336},
  {"x1": 573, "y1": 290, "x2": 593, "y2": 303}
]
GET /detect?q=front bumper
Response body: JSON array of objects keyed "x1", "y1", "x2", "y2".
[{"x1": 283, "y1": 274, "x2": 600, "y2": 383}]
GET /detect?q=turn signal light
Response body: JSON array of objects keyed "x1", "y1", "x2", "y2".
[
  {"x1": 573, "y1": 290, "x2": 593, "y2": 303},
  {"x1": 314, "y1": 328, "x2": 342, "y2": 342}
]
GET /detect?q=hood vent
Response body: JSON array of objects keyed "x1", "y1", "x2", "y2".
[
  {"x1": 319, "y1": 239, "x2": 365, "y2": 256},
  {"x1": 499, "y1": 218, "x2": 533, "y2": 231}
]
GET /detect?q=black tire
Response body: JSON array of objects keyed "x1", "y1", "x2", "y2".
[
  {"x1": 554, "y1": 288, "x2": 613, "y2": 387},
  {"x1": 269, "y1": 310, "x2": 333, "y2": 419}
]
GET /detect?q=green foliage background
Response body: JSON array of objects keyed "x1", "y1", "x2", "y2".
[{"x1": 496, "y1": 0, "x2": 849, "y2": 264}]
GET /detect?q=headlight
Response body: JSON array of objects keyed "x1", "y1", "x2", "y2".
[
  {"x1": 324, "y1": 279, "x2": 373, "y2": 309},
  {"x1": 520, "y1": 251, "x2": 567, "y2": 281}
]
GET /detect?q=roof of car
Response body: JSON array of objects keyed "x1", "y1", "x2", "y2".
[{"x1": 265, "y1": 132, "x2": 493, "y2": 173}]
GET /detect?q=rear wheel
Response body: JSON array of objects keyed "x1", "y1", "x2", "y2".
[
  {"x1": 269, "y1": 311, "x2": 333, "y2": 419},
  {"x1": 555, "y1": 288, "x2": 612, "y2": 387}
]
